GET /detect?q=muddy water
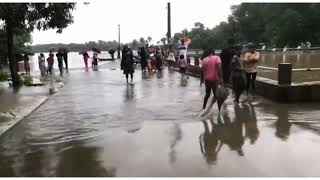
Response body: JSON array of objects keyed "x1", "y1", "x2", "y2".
[{"x1": 0, "y1": 61, "x2": 320, "y2": 176}]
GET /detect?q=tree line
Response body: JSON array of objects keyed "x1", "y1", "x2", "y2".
[
  {"x1": 173, "y1": 3, "x2": 320, "y2": 50},
  {"x1": 31, "y1": 40, "x2": 122, "y2": 53}
]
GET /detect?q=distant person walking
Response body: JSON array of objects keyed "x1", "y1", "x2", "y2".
[
  {"x1": 47, "y1": 51, "x2": 54, "y2": 75},
  {"x1": 63, "y1": 50, "x2": 68, "y2": 69},
  {"x1": 243, "y1": 43, "x2": 260, "y2": 97},
  {"x1": 56, "y1": 51, "x2": 64, "y2": 76},
  {"x1": 139, "y1": 47, "x2": 148, "y2": 72},
  {"x1": 178, "y1": 54, "x2": 188, "y2": 78},
  {"x1": 23, "y1": 54, "x2": 30, "y2": 75},
  {"x1": 155, "y1": 50, "x2": 163, "y2": 72},
  {"x1": 200, "y1": 48, "x2": 222, "y2": 110},
  {"x1": 121, "y1": 45, "x2": 135, "y2": 83},
  {"x1": 167, "y1": 45, "x2": 176, "y2": 69},
  {"x1": 82, "y1": 52, "x2": 90, "y2": 69}
]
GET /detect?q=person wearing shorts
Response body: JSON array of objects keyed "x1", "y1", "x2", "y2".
[{"x1": 201, "y1": 48, "x2": 222, "y2": 110}]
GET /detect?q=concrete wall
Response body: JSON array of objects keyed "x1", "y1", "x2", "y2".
[{"x1": 185, "y1": 64, "x2": 320, "y2": 102}]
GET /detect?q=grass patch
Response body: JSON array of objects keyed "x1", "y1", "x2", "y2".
[{"x1": 0, "y1": 70, "x2": 9, "y2": 81}]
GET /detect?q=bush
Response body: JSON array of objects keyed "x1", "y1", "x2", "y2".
[
  {"x1": 21, "y1": 75, "x2": 33, "y2": 85},
  {"x1": 0, "y1": 70, "x2": 9, "y2": 81}
]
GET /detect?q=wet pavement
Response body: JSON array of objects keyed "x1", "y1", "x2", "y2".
[{"x1": 1, "y1": 61, "x2": 320, "y2": 177}]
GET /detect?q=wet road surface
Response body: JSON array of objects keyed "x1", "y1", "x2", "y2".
[{"x1": 1, "y1": 61, "x2": 320, "y2": 177}]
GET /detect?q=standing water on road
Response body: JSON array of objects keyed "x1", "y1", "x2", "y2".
[{"x1": 1, "y1": 61, "x2": 320, "y2": 176}]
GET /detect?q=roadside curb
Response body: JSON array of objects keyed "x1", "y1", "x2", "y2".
[{"x1": 0, "y1": 82, "x2": 64, "y2": 138}]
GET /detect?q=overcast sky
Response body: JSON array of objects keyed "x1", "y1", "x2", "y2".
[{"x1": 31, "y1": 0, "x2": 241, "y2": 45}]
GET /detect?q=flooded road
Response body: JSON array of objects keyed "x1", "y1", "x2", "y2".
[{"x1": 1, "y1": 61, "x2": 320, "y2": 177}]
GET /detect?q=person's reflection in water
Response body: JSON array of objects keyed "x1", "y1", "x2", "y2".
[
  {"x1": 232, "y1": 105, "x2": 245, "y2": 156},
  {"x1": 56, "y1": 145, "x2": 116, "y2": 177},
  {"x1": 199, "y1": 120, "x2": 223, "y2": 165},
  {"x1": 275, "y1": 105, "x2": 291, "y2": 140},
  {"x1": 180, "y1": 76, "x2": 188, "y2": 87},
  {"x1": 142, "y1": 71, "x2": 150, "y2": 80},
  {"x1": 156, "y1": 70, "x2": 163, "y2": 79},
  {"x1": 124, "y1": 84, "x2": 135, "y2": 101},
  {"x1": 169, "y1": 123, "x2": 182, "y2": 164},
  {"x1": 243, "y1": 103, "x2": 259, "y2": 144}
]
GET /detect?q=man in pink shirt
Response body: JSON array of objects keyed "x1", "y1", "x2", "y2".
[{"x1": 200, "y1": 48, "x2": 222, "y2": 109}]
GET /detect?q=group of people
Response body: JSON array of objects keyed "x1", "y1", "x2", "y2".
[
  {"x1": 37, "y1": 50, "x2": 69, "y2": 76},
  {"x1": 200, "y1": 41, "x2": 260, "y2": 110}
]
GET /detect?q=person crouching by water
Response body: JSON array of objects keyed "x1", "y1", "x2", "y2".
[
  {"x1": 92, "y1": 51, "x2": 99, "y2": 71},
  {"x1": 243, "y1": 43, "x2": 260, "y2": 97},
  {"x1": 178, "y1": 55, "x2": 188, "y2": 78},
  {"x1": 23, "y1": 54, "x2": 30, "y2": 75},
  {"x1": 121, "y1": 45, "x2": 135, "y2": 84},
  {"x1": 200, "y1": 48, "x2": 223, "y2": 110},
  {"x1": 231, "y1": 52, "x2": 245, "y2": 103}
]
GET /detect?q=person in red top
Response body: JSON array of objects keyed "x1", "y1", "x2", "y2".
[{"x1": 200, "y1": 48, "x2": 223, "y2": 110}]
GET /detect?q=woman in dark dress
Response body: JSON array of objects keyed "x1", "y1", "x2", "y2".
[
  {"x1": 121, "y1": 45, "x2": 134, "y2": 83},
  {"x1": 139, "y1": 47, "x2": 148, "y2": 72},
  {"x1": 231, "y1": 52, "x2": 245, "y2": 103}
]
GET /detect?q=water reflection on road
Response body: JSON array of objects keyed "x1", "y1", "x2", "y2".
[{"x1": 0, "y1": 61, "x2": 320, "y2": 176}]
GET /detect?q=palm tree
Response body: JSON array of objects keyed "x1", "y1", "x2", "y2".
[
  {"x1": 139, "y1": 37, "x2": 145, "y2": 46},
  {"x1": 161, "y1": 37, "x2": 167, "y2": 46},
  {"x1": 147, "y1": 36, "x2": 152, "y2": 44}
]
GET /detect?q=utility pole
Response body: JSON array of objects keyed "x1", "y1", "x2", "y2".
[
  {"x1": 167, "y1": 2, "x2": 171, "y2": 45},
  {"x1": 117, "y1": 24, "x2": 121, "y2": 59}
]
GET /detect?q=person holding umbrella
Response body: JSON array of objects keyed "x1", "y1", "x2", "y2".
[{"x1": 121, "y1": 45, "x2": 134, "y2": 84}]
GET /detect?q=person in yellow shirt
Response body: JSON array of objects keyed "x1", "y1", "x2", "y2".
[{"x1": 243, "y1": 44, "x2": 260, "y2": 97}]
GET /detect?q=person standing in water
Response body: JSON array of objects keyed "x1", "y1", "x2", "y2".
[
  {"x1": 38, "y1": 53, "x2": 47, "y2": 76},
  {"x1": 82, "y1": 52, "x2": 90, "y2": 69},
  {"x1": 23, "y1": 54, "x2": 30, "y2": 75},
  {"x1": 200, "y1": 48, "x2": 222, "y2": 110},
  {"x1": 56, "y1": 50, "x2": 64, "y2": 76},
  {"x1": 167, "y1": 45, "x2": 176, "y2": 69},
  {"x1": 63, "y1": 50, "x2": 68, "y2": 70},
  {"x1": 139, "y1": 47, "x2": 148, "y2": 72},
  {"x1": 243, "y1": 43, "x2": 260, "y2": 97},
  {"x1": 155, "y1": 49, "x2": 163, "y2": 72},
  {"x1": 121, "y1": 45, "x2": 134, "y2": 83},
  {"x1": 92, "y1": 51, "x2": 98, "y2": 71},
  {"x1": 47, "y1": 51, "x2": 54, "y2": 75},
  {"x1": 231, "y1": 52, "x2": 245, "y2": 103}
]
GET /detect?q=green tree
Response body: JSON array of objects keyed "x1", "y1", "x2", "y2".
[
  {"x1": 139, "y1": 37, "x2": 145, "y2": 46},
  {"x1": 0, "y1": 3, "x2": 75, "y2": 86},
  {"x1": 147, "y1": 36, "x2": 152, "y2": 44}
]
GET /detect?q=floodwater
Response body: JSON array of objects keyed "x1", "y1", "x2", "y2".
[
  {"x1": 1, "y1": 61, "x2": 320, "y2": 176},
  {"x1": 18, "y1": 51, "x2": 112, "y2": 73}
]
